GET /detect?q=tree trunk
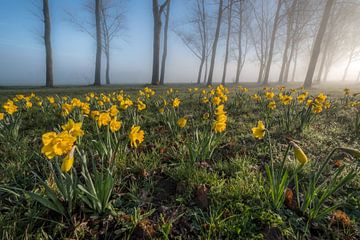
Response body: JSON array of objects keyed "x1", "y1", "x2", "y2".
[
  {"x1": 341, "y1": 47, "x2": 355, "y2": 82},
  {"x1": 323, "y1": 54, "x2": 334, "y2": 82},
  {"x1": 197, "y1": 58, "x2": 205, "y2": 84},
  {"x1": 303, "y1": 0, "x2": 335, "y2": 89},
  {"x1": 235, "y1": 0, "x2": 243, "y2": 84},
  {"x1": 94, "y1": 0, "x2": 102, "y2": 86},
  {"x1": 278, "y1": 1, "x2": 295, "y2": 84},
  {"x1": 105, "y1": 50, "x2": 110, "y2": 85},
  {"x1": 151, "y1": 0, "x2": 162, "y2": 85},
  {"x1": 221, "y1": 0, "x2": 233, "y2": 85},
  {"x1": 257, "y1": 63, "x2": 264, "y2": 84},
  {"x1": 160, "y1": 0, "x2": 171, "y2": 85},
  {"x1": 207, "y1": 0, "x2": 223, "y2": 85},
  {"x1": 290, "y1": 45, "x2": 298, "y2": 82},
  {"x1": 43, "y1": 0, "x2": 54, "y2": 87},
  {"x1": 284, "y1": 41, "x2": 295, "y2": 83},
  {"x1": 262, "y1": 0, "x2": 282, "y2": 85},
  {"x1": 204, "y1": 56, "x2": 208, "y2": 83},
  {"x1": 315, "y1": 52, "x2": 327, "y2": 83}
]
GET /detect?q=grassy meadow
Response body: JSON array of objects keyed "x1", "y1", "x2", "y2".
[{"x1": 0, "y1": 83, "x2": 360, "y2": 239}]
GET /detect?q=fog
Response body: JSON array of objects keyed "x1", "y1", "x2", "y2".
[{"x1": 0, "y1": 0, "x2": 359, "y2": 87}]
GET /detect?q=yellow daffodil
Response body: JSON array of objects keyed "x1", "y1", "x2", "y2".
[
  {"x1": 172, "y1": 98, "x2": 181, "y2": 108},
  {"x1": 268, "y1": 101, "x2": 276, "y2": 110},
  {"x1": 129, "y1": 125, "x2": 144, "y2": 148},
  {"x1": 110, "y1": 118, "x2": 122, "y2": 132},
  {"x1": 41, "y1": 131, "x2": 76, "y2": 159},
  {"x1": 3, "y1": 100, "x2": 18, "y2": 115},
  {"x1": 212, "y1": 96, "x2": 221, "y2": 105},
  {"x1": 280, "y1": 95, "x2": 293, "y2": 105},
  {"x1": 252, "y1": 121, "x2": 266, "y2": 139},
  {"x1": 109, "y1": 105, "x2": 119, "y2": 117},
  {"x1": 177, "y1": 117, "x2": 187, "y2": 128},
  {"x1": 97, "y1": 112, "x2": 111, "y2": 127},
  {"x1": 61, "y1": 119, "x2": 84, "y2": 138},
  {"x1": 137, "y1": 100, "x2": 146, "y2": 111},
  {"x1": 265, "y1": 92, "x2": 275, "y2": 100},
  {"x1": 0, "y1": 112, "x2": 4, "y2": 120}
]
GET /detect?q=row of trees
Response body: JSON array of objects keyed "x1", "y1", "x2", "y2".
[{"x1": 41, "y1": 0, "x2": 360, "y2": 88}]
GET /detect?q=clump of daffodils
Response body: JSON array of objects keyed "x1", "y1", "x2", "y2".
[{"x1": 213, "y1": 104, "x2": 227, "y2": 133}]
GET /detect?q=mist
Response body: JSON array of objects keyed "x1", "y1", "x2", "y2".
[{"x1": 0, "y1": 0, "x2": 359, "y2": 87}]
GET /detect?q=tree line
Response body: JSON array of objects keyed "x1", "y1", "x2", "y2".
[{"x1": 41, "y1": 0, "x2": 360, "y2": 89}]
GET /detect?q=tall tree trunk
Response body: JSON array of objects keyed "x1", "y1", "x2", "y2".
[
  {"x1": 151, "y1": 0, "x2": 162, "y2": 85},
  {"x1": 278, "y1": 1, "x2": 295, "y2": 83},
  {"x1": 235, "y1": 0, "x2": 243, "y2": 84},
  {"x1": 221, "y1": 0, "x2": 233, "y2": 85},
  {"x1": 160, "y1": 0, "x2": 171, "y2": 85},
  {"x1": 341, "y1": 47, "x2": 355, "y2": 82},
  {"x1": 303, "y1": 0, "x2": 335, "y2": 89},
  {"x1": 262, "y1": 0, "x2": 282, "y2": 85},
  {"x1": 105, "y1": 49, "x2": 110, "y2": 85},
  {"x1": 207, "y1": 0, "x2": 223, "y2": 85},
  {"x1": 43, "y1": 0, "x2": 54, "y2": 87},
  {"x1": 94, "y1": 0, "x2": 102, "y2": 86}
]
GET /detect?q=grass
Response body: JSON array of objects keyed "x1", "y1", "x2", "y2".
[{"x1": 0, "y1": 83, "x2": 359, "y2": 239}]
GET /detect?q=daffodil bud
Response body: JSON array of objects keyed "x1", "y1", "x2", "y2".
[{"x1": 290, "y1": 142, "x2": 308, "y2": 165}]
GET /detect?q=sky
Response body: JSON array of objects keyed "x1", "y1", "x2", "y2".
[{"x1": 0, "y1": 0, "x2": 355, "y2": 86}]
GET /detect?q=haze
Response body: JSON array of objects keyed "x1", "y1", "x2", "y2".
[{"x1": 0, "y1": 0, "x2": 359, "y2": 87}]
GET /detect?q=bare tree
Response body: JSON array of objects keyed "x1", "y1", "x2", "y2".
[
  {"x1": 101, "y1": 0, "x2": 126, "y2": 85},
  {"x1": 42, "y1": 0, "x2": 54, "y2": 87},
  {"x1": 175, "y1": 0, "x2": 213, "y2": 84},
  {"x1": 221, "y1": 0, "x2": 233, "y2": 85},
  {"x1": 207, "y1": 0, "x2": 224, "y2": 85},
  {"x1": 160, "y1": 0, "x2": 171, "y2": 85},
  {"x1": 233, "y1": 0, "x2": 249, "y2": 84},
  {"x1": 94, "y1": 0, "x2": 102, "y2": 86},
  {"x1": 68, "y1": 0, "x2": 126, "y2": 85},
  {"x1": 248, "y1": 0, "x2": 272, "y2": 84},
  {"x1": 262, "y1": 0, "x2": 283, "y2": 85},
  {"x1": 151, "y1": 0, "x2": 170, "y2": 85},
  {"x1": 278, "y1": 0, "x2": 296, "y2": 84},
  {"x1": 303, "y1": 0, "x2": 335, "y2": 89}
]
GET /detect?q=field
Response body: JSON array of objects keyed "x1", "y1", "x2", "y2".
[{"x1": 0, "y1": 83, "x2": 360, "y2": 239}]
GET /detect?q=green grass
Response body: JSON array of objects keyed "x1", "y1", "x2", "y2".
[{"x1": 0, "y1": 83, "x2": 359, "y2": 239}]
